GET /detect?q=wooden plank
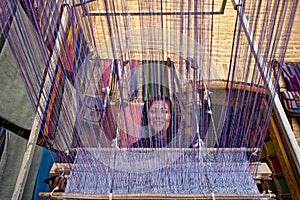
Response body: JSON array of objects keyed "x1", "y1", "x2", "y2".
[
  {"x1": 39, "y1": 192, "x2": 276, "y2": 199},
  {"x1": 198, "y1": 81, "x2": 267, "y2": 93},
  {"x1": 250, "y1": 162, "x2": 272, "y2": 181},
  {"x1": 291, "y1": 118, "x2": 300, "y2": 148},
  {"x1": 273, "y1": 94, "x2": 300, "y2": 175},
  {"x1": 50, "y1": 161, "x2": 271, "y2": 180},
  {"x1": 50, "y1": 163, "x2": 73, "y2": 176},
  {"x1": 11, "y1": 109, "x2": 42, "y2": 200}
]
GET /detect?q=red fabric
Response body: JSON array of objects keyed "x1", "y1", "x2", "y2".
[
  {"x1": 101, "y1": 59, "x2": 112, "y2": 88},
  {"x1": 119, "y1": 105, "x2": 143, "y2": 147}
]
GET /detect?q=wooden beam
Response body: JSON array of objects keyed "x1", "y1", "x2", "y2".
[
  {"x1": 250, "y1": 162, "x2": 272, "y2": 181},
  {"x1": 39, "y1": 192, "x2": 276, "y2": 199},
  {"x1": 273, "y1": 95, "x2": 300, "y2": 175},
  {"x1": 12, "y1": 3, "x2": 70, "y2": 199},
  {"x1": 50, "y1": 163, "x2": 73, "y2": 176},
  {"x1": 11, "y1": 109, "x2": 42, "y2": 200},
  {"x1": 50, "y1": 161, "x2": 270, "y2": 178}
]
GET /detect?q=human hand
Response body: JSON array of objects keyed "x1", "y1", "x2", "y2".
[{"x1": 48, "y1": 176, "x2": 66, "y2": 192}]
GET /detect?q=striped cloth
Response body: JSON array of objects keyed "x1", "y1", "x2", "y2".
[
  {"x1": 60, "y1": 22, "x2": 89, "y2": 83},
  {"x1": 40, "y1": 61, "x2": 65, "y2": 138},
  {"x1": 281, "y1": 91, "x2": 300, "y2": 109},
  {"x1": 142, "y1": 60, "x2": 171, "y2": 101},
  {"x1": 100, "y1": 59, "x2": 123, "y2": 96},
  {"x1": 280, "y1": 62, "x2": 300, "y2": 116},
  {"x1": 282, "y1": 62, "x2": 300, "y2": 91},
  {"x1": 280, "y1": 91, "x2": 300, "y2": 116}
]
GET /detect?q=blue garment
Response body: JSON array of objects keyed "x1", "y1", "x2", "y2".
[{"x1": 33, "y1": 148, "x2": 57, "y2": 200}]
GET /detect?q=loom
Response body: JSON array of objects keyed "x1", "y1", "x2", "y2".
[{"x1": 0, "y1": 0, "x2": 298, "y2": 199}]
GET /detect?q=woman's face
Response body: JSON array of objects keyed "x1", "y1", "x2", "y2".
[{"x1": 148, "y1": 100, "x2": 171, "y2": 133}]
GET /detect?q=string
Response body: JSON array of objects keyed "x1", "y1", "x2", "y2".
[{"x1": 1, "y1": 0, "x2": 298, "y2": 196}]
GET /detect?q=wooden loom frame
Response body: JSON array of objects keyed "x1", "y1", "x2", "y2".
[
  {"x1": 12, "y1": 0, "x2": 298, "y2": 199},
  {"x1": 38, "y1": 148, "x2": 274, "y2": 199}
]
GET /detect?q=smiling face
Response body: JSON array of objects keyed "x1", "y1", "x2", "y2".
[{"x1": 148, "y1": 100, "x2": 171, "y2": 133}]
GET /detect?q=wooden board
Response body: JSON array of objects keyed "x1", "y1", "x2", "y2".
[
  {"x1": 50, "y1": 160, "x2": 271, "y2": 179},
  {"x1": 39, "y1": 192, "x2": 276, "y2": 199}
]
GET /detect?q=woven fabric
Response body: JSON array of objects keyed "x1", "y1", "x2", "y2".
[
  {"x1": 40, "y1": 62, "x2": 65, "y2": 138},
  {"x1": 282, "y1": 62, "x2": 300, "y2": 91},
  {"x1": 280, "y1": 62, "x2": 300, "y2": 116},
  {"x1": 142, "y1": 60, "x2": 171, "y2": 101},
  {"x1": 60, "y1": 24, "x2": 89, "y2": 83},
  {"x1": 66, "y1": 149, "x2": 258, "y2": 195},
  {"x1": 280, "y1": 91, "x2": 300, "y2": 116}
]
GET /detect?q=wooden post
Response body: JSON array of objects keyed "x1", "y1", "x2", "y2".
[
  {"x1": 12, "y1": 2, "x2": 70, "y2": 199},
  {"x1": 11, "y1": 111, "x2": 42, "y2": 200}
]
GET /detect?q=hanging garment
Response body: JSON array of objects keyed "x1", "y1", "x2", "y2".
[
  {"x1": 279, "y1": 91, "x2": 300, "y2": 117},
  {"x1": 119, "y1": 105, "x2": 143, "y2": 147},
  {"x1": 0, "y1": 128, "x2": 56, "y2": 200},
  {"x1": 128, "y1": 60, "x2": 140, "y2": 99},
  {"x1": 279, "y1": 62, "x2": 300, "y2": 116},
  {"x1": 100, "y1": 59, "x2": 122, "y2": 97},
  {"x1": 142, "y1": 60, "x2": 171, "y2": 101},
  {"x1": 40, "y1": 61, "x2": 65, "y2": 139},
  {"x1": 281, "y1": 62, "x2": 300, "y2": 91},
  {"x1": 59, "y1": 24, "x2": 89, "y2": 84}
]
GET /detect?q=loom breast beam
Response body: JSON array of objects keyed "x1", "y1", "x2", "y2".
[
  {"x1": 38, "y1": 192, "x2": 276, "y2": 199},
  {"x1": 12, "y1": 4, "x2": 71, "y2": 200},
  {"x1": 232, "y1": 0, "x2": 300, "y2": 175}
]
